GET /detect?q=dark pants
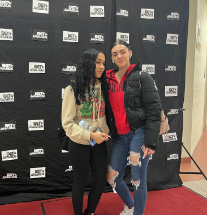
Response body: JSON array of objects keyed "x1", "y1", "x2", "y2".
[{"x1": 69, "y1": 140, "x2": 107, "y2": 215}]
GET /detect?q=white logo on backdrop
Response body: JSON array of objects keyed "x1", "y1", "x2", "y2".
[
  {"x1": 28, "y1": 120, "x2": 44, "y2": 131},
  {"x1": 167, "y1": 109, "x2": 179, "y2": 115},
  {"x1": 30, "y1": 91, "x2": 45, "y2": 99},
  {"x1": 143, "y1": 35, "x2": 155, "y2": 43},
  {"x1": 162, "y1": 132, "x2": 178, "y2": 143},
  {"x1": 29, "y1": 62, "x2": 45, "y2": 73},
  {"x1": 116, "y1": 9, "x2": 128, "y2": 17},
  {"x1": 62, "y1": 149, "x2": 69, "y2": 153},
  {"x1": 116, "y1": 32, "x2": 129, "y2": 44},
  {"x1": 32, "y1": 30, "x2": 48, "y2": 40},
  {"x1": 63, "y1": 3, "x2": 79, "y2": 14},
  {"x1": 165, "y1": 86, "x2": 178, "y2": 97},
  {"x1": 2, "y1": 173, "x2": 17, "y2": 179},
  {"x1": 62, "y1": 64, "x2": 77, "y2": 74},
  {"x1": 90, "y1": 6, "x2": 104, "y2": 17},
  {"x1": 32, "y1": 0, "x2": 49, "y2": 14},
  {"x1": 166, "y1": 34, "x2": 179, "y2": 45},
  {"x1": 30, "y1": 148, "x2": 44, "y2": 156},
  {"x1": 30, "y1": 92, "x2": 45, "y2": 98},
  {"x1": 63, "y1": 31, "x2": 78, "y2": 42},
  {"x1": 90, "y1": 33, "x2": 104, "y2": 43},
  {"x1": 165, "y1": 65, "x2": 176, "y2": 72},
  {"x1": 0, "y1": 63, "x2": 13, "y2": 72},
  {"x1": 65, "y1": 165, "x2": 73, "y2": 172},
  {"x1": 0, "y1": 92, "x2": 14, "y2": 102},
  {"x1": 167, "y1": 12, "x2": 179, "y2": 20},
  {"x1": 30, "y1": 167, "x2": 46, "y2": 178},
  {"x1": 141, "y1": 8, "x2": 154, "y2": 19},
  {"x1": 142, "y1": 64, "x2": 155, "y2": 74},
  {"x1": 0, "y1": 122, "x2": 16, "y2": 132},
  {"x1": 62, "y1": 66, "x2": 76, "y2": 72},
  {"x1": 167, "y1": 154, "x2": 179, "y2": 161},
  {"x1": 0, "y1": 0, "x2": 12, "y2": 9},
  {"x1": 0, "y1": 28, "x2": 13, "y2": 41},
  {"x1": 1, "y1": 149, "x2": 18, "y2": 161}
]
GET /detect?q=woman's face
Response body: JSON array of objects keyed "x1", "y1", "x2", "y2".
[
  {"x1": 111, "y1": 44, "x2": 132, "y2": 68},
  {"x1": 95, "y1": 52, "x2": 105, "y2": 78}
]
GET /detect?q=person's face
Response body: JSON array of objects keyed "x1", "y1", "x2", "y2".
[
  {"x1": 111, "y1": 44, "x2": 132, "y2": 68},
  {"x1": 95, "y1": 52, "x2": 105, "y2": 78}
]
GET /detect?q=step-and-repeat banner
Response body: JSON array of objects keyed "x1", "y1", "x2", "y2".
[{"x1": 0, "y1": 0, "x2": 189, "y2": 202}]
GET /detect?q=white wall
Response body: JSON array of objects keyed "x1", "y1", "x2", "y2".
[{"x1": 182, "y1": 0, "x2": 207, "y2": 157}]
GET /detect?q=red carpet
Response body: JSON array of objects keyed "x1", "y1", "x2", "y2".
[{"x1": 0, "y1": 187, "x2": 207, "y2": 215}]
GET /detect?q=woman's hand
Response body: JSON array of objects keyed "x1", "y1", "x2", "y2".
[
  {"x1": 141, "y1": 145, "x2": 155, "y2": 159},
  {"x1": 90, "y1": 132, "x2": 109, "y2": 144}
]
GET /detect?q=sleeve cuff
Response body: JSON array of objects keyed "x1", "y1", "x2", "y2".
[
  {"x1": 83, "y1": 130, "x2": 91, "y2": 141},
  {"x1": 144, "y1": 144, "x2": 156, "y2": 151}
]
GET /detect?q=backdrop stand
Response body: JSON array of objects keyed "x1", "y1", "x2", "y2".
[
  {"x1": 179, "y1": 109, "x2": 207, "y2": 181},
  {"x1": 179, "y1": 143, "x2": 207, "y2": 180}
]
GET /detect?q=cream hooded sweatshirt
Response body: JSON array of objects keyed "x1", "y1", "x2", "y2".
[{"x1": 61, "y1": 81, "x2": 109, "y2": 145}]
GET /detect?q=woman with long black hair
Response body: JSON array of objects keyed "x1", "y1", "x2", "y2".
[
  {"x1": 106, "y1": 40, "x2": 163, "y2": 215},
  {"x1": 62, "y1": 48, "x2": 110, "y2": 215}
]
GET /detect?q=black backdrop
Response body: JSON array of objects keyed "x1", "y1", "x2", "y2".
[{"x1": 0, "y1": 0, "x2": 189, "y2": 204}]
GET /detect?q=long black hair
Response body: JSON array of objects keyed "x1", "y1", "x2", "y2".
[{"x1": 71, "y1": 48, "x2": 108, "y2": 104}]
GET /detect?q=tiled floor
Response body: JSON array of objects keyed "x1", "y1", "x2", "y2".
[
  {"x1": 180, "y1": 128, "x2": 207, "y2": 182},
  {"x1": 183, "y1": 180, "x2": 207, "y2": 198}
]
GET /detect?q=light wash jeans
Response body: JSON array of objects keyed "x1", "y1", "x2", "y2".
[{"x1": 108, "y1": 126, "x2": 150, "y2": 215}]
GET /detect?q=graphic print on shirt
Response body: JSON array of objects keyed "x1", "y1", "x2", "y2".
[
  {"x1": 80, "y1": 89, "x2": 105, "y2": 120},
  {"x1": 109, "y1": 82, "x2": 124, "y2": 92}
]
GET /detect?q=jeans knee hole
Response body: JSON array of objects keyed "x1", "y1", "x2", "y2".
[
  {"x1": 131, "y1": 179, "x2": 140, "y2": 190},
  {"x1": 129, "y1": 152, "x2": 141, "y2": 167},
  {"x1": 107, "y1": 165, "x2": 119, "y2": 189}
]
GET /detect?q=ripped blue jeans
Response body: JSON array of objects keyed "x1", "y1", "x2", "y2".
[{"x1": 108, "y1": 126, "x2": 150, "y2": 215}]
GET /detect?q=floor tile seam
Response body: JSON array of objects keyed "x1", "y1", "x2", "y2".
[
  {"x1": 183, "y1": 184, "x2": 207, "y2": 191},
  {"x1": 182, "y1": 185, "x2": 207, "y2": 200},
  {"x1": 183, "y1": 180, "x2": 207, "y2": 185},
  {"x1": 183, "y1": 181, "x2": 207, "y2": 184}
]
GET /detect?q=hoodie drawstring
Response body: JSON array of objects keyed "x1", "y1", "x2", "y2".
[
  {"x1": 98, "y1": 88, "x2": 101, "y2": 120},
  {"x1": 92, "y1": 85, "x2": 101, "y2": 122},
  {"x1": 93, "y1": 97, "x2": 95, "y2": 121}
]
